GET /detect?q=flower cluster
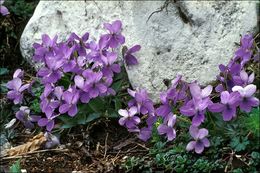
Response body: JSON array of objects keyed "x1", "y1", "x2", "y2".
[
  {"x1": 6, "y1": 19, "x2": 259, "y2": 154},
  {"x1": 6, "y1": 20, "x2": 141, "y2": 132},
  {"x1": 6, "y1": 69, "x2": 31, "y2": 104},
  {"x1": 118, "y1": 89, "x2": 156, "y2": 141},
  {"x1": 0, "y1": 0, "x2": 9, "y2": 16},
  {"x1": 180, "y1": 83, "x2": 213, "y2": 126},
  {"x1": 179, "y1": 34, "x2": 258, "y2": 153},
  {"x1": 119, "y1": 34, "x2": 259, "y2": 154},
  {"x1": 211, "y1": 34, "x2": 259, "y2": 118},
  {"x1": 216, "y1": 34, "x2": 255, "y2": 93},
  {"x1": 156, "y1": 75, "x2": 188, "y2": 141}
]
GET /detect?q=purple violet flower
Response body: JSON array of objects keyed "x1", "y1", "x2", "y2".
[
  {"x1": 81, "y1": 70, "x2": 107, "y2": 98},
  {"x1": 15, "y1": 106, "x2": 41, "y2": 129},
  {"x1": 127, "y1": 89, "x2": 154, "y2": 115},
  {"x1": 156, "y1": 75, "x2": 187, "y2": 118},
  {"x1": 67, "y1": 32, "x2": 89, "y2": 56},
  {"x1": 44, "y1": 132, "x2": 60, "y2": 149},
  {"x1": 120, "y1": 88, "x2": 156, "y2": 141},
  {"x1": 87, "y1": 36, "x2": 109, "y2": 68},
  {"x1": 38, "y1": 85, "x2": 62, "y2": 131},
  {"x1": 74, "y1": 75, "x2": 91, "y2": 103},
  {"x1": 37, "y1": 55, "x2": 64, "y2": 84},
  {"x1": 38, "y1": 116, "x2": 56, "y2": 132},
  {"x1": 103, "y1": 20, "x2": 125, "y2": 48},
  {"x1": 13, "y1": 69, "x2": 24, "y2": 78},
  {"x1": 33, "y1": 34, "x2": 58, "y2": 62},
  {"x1": 235, "y1": 34, "x2": 254, "y2": 66},
  {"x1": 101, "y1": 52, "x2": 121, "y2": 77},
  {"x1": 240, "y1": 70, "x2": 254, "y2": 86},
  {"x1": 59, "y1": 86, "x2": 80, "y2": 116},
  {"x1": 186, "y1": 125, "x2": 210, "y2": 154},
  {"x1": 42, "y1": 34, "x2": 58, "y2": 49},
  {"x1": 157, "y1": 113, "x2": 177, "y2": 141},
  {"x1": 208, "y1": 91, "x2": 240, "y2": 121},
  {"x1": 138, "y1": 112, "x2": 157, "y2": 142},
  {"x1": 123, "y1": 45, "x2": 141, "y2": 66},
  {"x1": 0, "y1": 0, "x2": 9, "y2": 16},
  {"x1": 156, "y1": 91, "x2": 172, "y2": 118},
  {"x1": 58, "y1": 44, "x2": 75, "y2": 73},
  {"x1": 118, "y1": 106, "x2": 140, "y2": 130},
  {"x1": 6, "y1": 78, "x2": 30, "y2": 104},
  {"x1": 180, "y1": 83, "x2": 212, "y2": 126},
  {"x1": 40, "y1": 84, "x2": 61, "y2": 118},
  {"x1": 217, "y1": 62, "x2": 241, "y2": 92},
  {"x1": 232, "y1": 84, "x2": 259, "y2": 112},
  {"x1": 138, "y1": 126, "x2": 152, "y2": 141}
]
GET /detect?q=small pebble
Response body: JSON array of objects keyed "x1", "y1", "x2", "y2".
[{"x1": 21, "y1": 169, "x2": 27, "y2": 173}]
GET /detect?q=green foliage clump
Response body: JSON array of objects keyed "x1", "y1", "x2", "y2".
[
  {"x1": 243, "y1": 107, "x2": 260, "y2": 137},
  {"x1": 230, "y1": 136, "x2": 249, "y2": 152},
  {"x1": 4, "y1": 0, "x2": 38, "y2": 19},
  {"x1": 121, "y1": 107, "x2": 260, "y2": 173},
  {"x1": 9, "y1": 159, "x2": 21, "y2": 173}
]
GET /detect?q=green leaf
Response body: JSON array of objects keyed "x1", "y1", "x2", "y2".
[
  {"x1": 58, "y1": 105, "x2": 102, "y2": 129},
  {"x1": 57, "y1": 115, "x2": 70, "y2": 123},
  {"x1": 88, "y1": 98, "x2": 106, "y2": 112},
  {"x1": 251, "y1": 151, "x2": 260, "y2": 160},
  {"x1": 59, "y1": 115, "x2": 83, "y2": 128},
  {"x1": 113, "y1": 70, "x2": 125, "y2": 81},
  {"x1": 5, "y1": 0, "x2": 38, "y2": 19},
  {"x1": 29, "y1": 99, "x2": 41, "y2": 113},
  {"x1": 58, "y1": 115, "x2": 77, "y2": 129},
  {"x1": 9, "y1": 159, "x2": 21, "y2": 173},
  {"x1": 107, "y1": 108, "x2": 119, "y2": 118},
  {"x1": 57, "y1": 75, "x2": 71, "y2": 89},
  {"x1": 75, "y1": 113, "x2": 87, "y2": 125},
  {"x1": 114, "y1": 98, "x2": 122, "y2": 110},
  {"x1": 0, "y1": 68, "x2": 9, "y2": 76},
  {"x1": 60, "y1": 122, "x2": 76, "y2": 129},
  {"x1": 111, "y1": 80, "x2": 123, "y2": 92},
  {"x1": 0, "y1": 83, "x2": 8, "y2": 94},
  {"x1": 85, "y1": 113, "x2": 101, "y2": 123},
  {"x1": 31, "y1": 84, "x2": 44, "y2": 98},
  {"x1": 230, "y1": 136, "x2": 249, "y2": 152},
  {"x1": 59, "y1": 113, "x2": 101, "y2": 129},
  {"x1": 245, "y1": 107, "x2": 260, "y2": 137}
]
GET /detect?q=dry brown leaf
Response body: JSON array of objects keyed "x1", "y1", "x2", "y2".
[{"x1": 6, "y1": 132, "x2": 47, "y2": 156}]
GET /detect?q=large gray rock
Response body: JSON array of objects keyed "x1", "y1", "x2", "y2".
[{"x1": 20, "y1": 1, "x2": 258, "y2": 101}]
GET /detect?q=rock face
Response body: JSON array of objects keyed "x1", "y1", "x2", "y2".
[{"x1": 20, "y1": 1, "x2": 258, "y2": 101}]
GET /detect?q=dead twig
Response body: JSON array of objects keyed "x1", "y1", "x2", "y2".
[
  {"x1": 146, "y1": 0, "x2": 172, "y2": 23},
  {"x1": 103, "y1": 133, "x2": 109, "y2": 159},
  {"x1": 0, "y1": 155, "x2": 31, "y2": 163},
  {"x1": 224, "y1": 149, "x2": 235, "y2": 172},
  {"x1": 113, "y1": 137, "x2": 137, "y2": 150},
  {"x1": 135, "y1": 143, "x2": 149, "y2": 151},
  {"x1": 107, "y1": 150, "x2": 148, "y2": 154},
  {"x1": 1, "y1": 148, "x2": 69, "y2": 160},
  {"x1": 111, "y1": 150, "x2": 121, "y2": 166}
]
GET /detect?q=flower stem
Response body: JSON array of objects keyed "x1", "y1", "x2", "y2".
[
  {"x1": 208, "y1": 111, "x2": 217, "y2": 130},
  {"x1": 176, "y1": 115, "x2": 191, "y2": 123}
]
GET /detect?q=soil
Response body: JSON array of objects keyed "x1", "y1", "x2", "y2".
[{"x1": 1, "y1": 119, "x2": 149, "y2": 173}]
